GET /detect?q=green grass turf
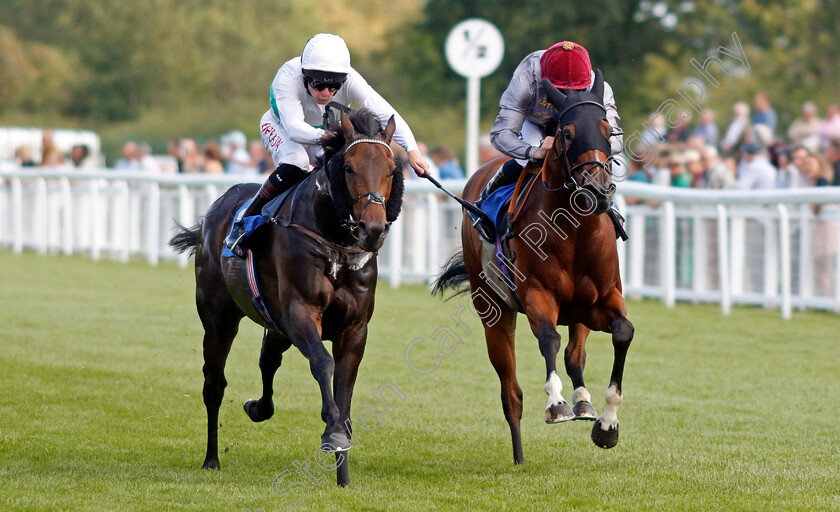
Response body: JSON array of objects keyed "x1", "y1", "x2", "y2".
[{"x1": 1, "y1": 250, "x2": 839, "y2": 511}]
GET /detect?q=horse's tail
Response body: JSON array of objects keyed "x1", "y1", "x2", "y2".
[
  {"x1": 431, "y1": 250, "x2": 470, "y2": 298},
  {"x1": 169, "y1": 221, "x2": 201, "y2": 257}
]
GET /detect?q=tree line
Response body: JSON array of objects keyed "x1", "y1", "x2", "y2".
[{"x1": 1, "y1": 0, "x2": 838, "y2": 158}]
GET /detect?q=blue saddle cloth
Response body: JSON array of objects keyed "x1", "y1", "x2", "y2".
[
  {"x1": 479, "y1": 183, "x2": 517, "y2": 237},
  {"x1": 220, "y1": 185, "x2": 299, "y2": 258}
]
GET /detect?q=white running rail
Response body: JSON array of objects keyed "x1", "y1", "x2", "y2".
[{"x1": 2, "y1": 164, "x2": 839, "y2": 318}]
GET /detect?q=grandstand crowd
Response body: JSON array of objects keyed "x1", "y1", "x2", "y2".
[
  {"x1": 624, "y1": 93, "x2": 840, "y2": 190},
  {"x1": 8, "y1": 92, "x2": 840, "y2": 190}
]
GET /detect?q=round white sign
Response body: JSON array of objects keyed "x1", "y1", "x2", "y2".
[{"x1": 444, "y1": 18, "x2": 505, "y2": 79}]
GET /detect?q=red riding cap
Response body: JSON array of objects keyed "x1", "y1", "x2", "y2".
[{"x1": 540, "y1": 41, "x2": 592, "y2": 89}]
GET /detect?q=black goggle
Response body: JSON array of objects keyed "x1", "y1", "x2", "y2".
[{"x1": 306, "y1": 77, "x2": 341, "y2": 93}]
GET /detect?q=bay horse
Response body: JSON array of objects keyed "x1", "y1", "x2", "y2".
[
  {"x1": 169, "y1": 108, "x2": 404, "y2": 486},
  {"x1": 434, "y1": 71, "x2": 634, "y2": 463}
]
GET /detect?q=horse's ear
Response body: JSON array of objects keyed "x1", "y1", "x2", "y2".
[
  {"x1": 542, "y1": 78, "x2": 566, "y2": 108},
  {"x1": 383, "y1": 115, "x2": 396, "y2": 144},
  {"x1": 340, "y1": 111, "x2": 355, "y2": 141},
  {"x1": 591, "y1": 69, "x2": 604, "y2": 102}
]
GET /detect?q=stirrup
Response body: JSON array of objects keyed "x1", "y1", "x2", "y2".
[{"x1": 224, "y1": 226, "x2": 247, "y2": 258}]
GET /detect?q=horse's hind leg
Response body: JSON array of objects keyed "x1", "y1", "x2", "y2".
[
  {"x1": 244, "y1": 330, "x2": 292, "y2": 423},
  {"x1": 566, "y1": 323, "x2": 597, "y2": 420},
  {"x1": 198, "y1": 292, "x2": 242, "y2": 470},
  {"x1": 591, "y1": 314, "x2": 634, "y2": 449},
  {"x1": 484, "y1": 305, "x2": 524, "y2": 464}
]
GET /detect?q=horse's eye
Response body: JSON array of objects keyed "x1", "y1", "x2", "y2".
[
  {"x1": 344, "y1": 164, "x2": 355, "y2": 175},
  {"x1": 563, "y1": 129, "x2": 573, "y2": 140}
]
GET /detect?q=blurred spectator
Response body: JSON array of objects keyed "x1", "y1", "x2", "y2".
[
  {"x1": 14, "y1": 145, "x2": 36, "y2": 167},
  {"x1": 751, "y1": 123, "x2": 774, "y2": 148},
  {"x1": 806, "y1": 153, "x2": 839, "y2": 295},
  {"x1": 802, "y1": 153, "x2": 834, "y2": 187},
  {"x1": 137, "y1": 143, "x2": 161, "y2": 172},
  {"x1": 167, "y1": 138, "x2": 183, "y2": 173},
  {"x1": 666, "y1": 112, "x2": 691, "y2": 144},
  {"x1": 202, "y1": 140, "x2": 225, "y2": 174},
  {"x1": 683, "y1": 149, "x2": 705, "y2": 188},
  {"x1": 752, "y1": 92, "x2": 777, "y2": 136},
  {"x1": 825, "y1": 139, "x2": 840, "y2": 185},
  {"x1": 70, "y1": 144, "x2": 96, "y2": 168},
  {"x1": 114, "y1": 141, "x2": 141, "y2": 170},
  {"x1": 415, "y1": 142, "x2": 439, "y2": 179},
  {"x1": 431, "y1": 146, "x2": 465, "y2": 179},
  {"x1": 790, "y1": 146, "x2": 812, "y2": 186},
  {"x1": 734, "y1": 141, "x2": 775, "y2": 189},
  {"x1": 690, "y1": 110, "x2": 719, "y2": 147},
  {"x1": 625, "y1": 153, "x2": 650, "y2": 183},
  {"x1": 41, "y1": 130, "x2": 64, "y2": 166},
  {"x1": 667, "y1": 151, "x2": 691, "y2": 187},
  {"x1": 248, "y1": 140, "x2": 271, "y2": 174},
  {"x1": 787, "y1": 102, "x2": 821, "y2": 149},
  {"x1": 179, "y1": 138, "x2": 202, "y2": 174},
  {"x1": 651, "y1": 146, "x2": 672, "y2": 186},
  {"x1": 768, "y1": 144, "x2": 800, "y2": 188},
  {"x1": 222, "y1": 130, "x2": 255, "y2": 176},
  {"x1": 479, "y1": 134, "x2": 504, "y2": 166},
  {"x1": 721, "y1": 102, "x2": 751, "y2": 156},
  {"x1": 819, "y1": 103, "x2": 840, "y2": 146},
  {"x1": 640, "y1": 114, "x2": 666, "y2": 146},
  {"x1": 701, "y1": 145, "x2": 734, "y2": 189}
]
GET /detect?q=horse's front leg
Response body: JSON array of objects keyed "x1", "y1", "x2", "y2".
[
  {"x1": 565, "y1": 323, "x2": 597, "y2": 420},
  {"x1": 590, "y1": 295, "x2": 635, "y2": 449},
  {"x1": 287, "y1": 302, "x2": 350, "y2": 451},
  {"x1": 526, "y1": 293, "x2": 574, "y2": 423},
  {"x1": 331, "y1": 321, "x2": 368, "y2": 487}
]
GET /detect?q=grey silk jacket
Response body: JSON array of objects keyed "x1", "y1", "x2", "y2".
[{"x1": 490, "y1": 50, "x2": 624, "y2": 161}]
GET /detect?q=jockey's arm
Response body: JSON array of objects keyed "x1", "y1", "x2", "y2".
[
  {"x1": 272, "y1": 72, "x2": 326, "y2": 145},
  {"x1": 602, "y1": 80, "x2": 625, "y2": 155},
  {"x1": 490, "y1": 71, "x2": 540, "y2": 163},
  {"x1": 345, "y1": 71, "x2": 429, "y2": 176}
]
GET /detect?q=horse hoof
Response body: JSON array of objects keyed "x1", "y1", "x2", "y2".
[
  {"x1": 243, "y1": 399, "x2": 273, "y2": 422},
  {"x1": 321, "y1": 432, "x2": 352, "y2": 452},
  {"x1": 572, "y1": 401, "x2": 597, "y2": 421},
  {"x1": 202, "y1": 459, "x2": 221, "y2": 470},
  {"x1": 591, "y1": 419, "x2": 619, "y2": 449},
  {"x1": 545, "y1": 401, "x2": 575, "y2": 423}
]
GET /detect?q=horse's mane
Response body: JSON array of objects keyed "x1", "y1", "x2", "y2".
[{"x1": 319, "y1": 108, "x2": 404, "y2": 223}]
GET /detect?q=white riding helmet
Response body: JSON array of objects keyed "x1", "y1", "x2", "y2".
[{"x1": 301, "y1": 33, "x2": 351, "y2": 83}]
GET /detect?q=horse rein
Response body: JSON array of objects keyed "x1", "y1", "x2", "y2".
[
  {"x1": 339, "y1": 138, "x2": 394, "y2": 239},
  {"x1": 546, "y1": 100, "x2": 616, "y2": 195}
]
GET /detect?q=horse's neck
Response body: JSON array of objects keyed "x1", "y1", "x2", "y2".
[
  {"x1": 527, "y1": 185, "x2": 590, "y2": 248},
  {"x1": 303, "y1": 170, "x2": 357, "y2": 247}
]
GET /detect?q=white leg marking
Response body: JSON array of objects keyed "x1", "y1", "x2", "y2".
[
  {"x1": 544, "y1": 371, "x2": 566, "y2": 409},
  {"x1": 572, "y1": 387, "x2": 591, "y2": 405},
  {"x1": 598, "y1": 384, "x2": 622, "y2": 431}
]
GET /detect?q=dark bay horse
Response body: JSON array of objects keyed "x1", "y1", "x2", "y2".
[
  {"x1": 169, "y1": 109, "x2": 404, "y2": 486},
  {"x1": 434, "y1": 71, "x2": 634, "y2": 463}
]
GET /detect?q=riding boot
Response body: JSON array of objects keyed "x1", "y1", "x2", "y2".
[
  {"x1": 608, "y1": 201, "x2": 628, "y2": 241},
  {"x1": 476, "y1": 159, "x2": 524, "y2": 208},
  {"x1": 226, "y1": 163, "x2": 308, "y2": 257}
]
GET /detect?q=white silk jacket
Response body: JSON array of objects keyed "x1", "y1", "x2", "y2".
[{"x1": 267, "y1": 57, "x2": 420, "y2": 154}]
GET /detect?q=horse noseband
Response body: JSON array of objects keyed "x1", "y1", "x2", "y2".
[{"x1": 341, "y1": 190, "x2": 390, "y2": 239}]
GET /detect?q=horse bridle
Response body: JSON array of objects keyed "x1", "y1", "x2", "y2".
[
  {"x1": 546, "y1": 100, "x2": 617, "y2": 195},
  {"x1": 339, "y1": 138, "x2": 394, "y2": 238}
]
